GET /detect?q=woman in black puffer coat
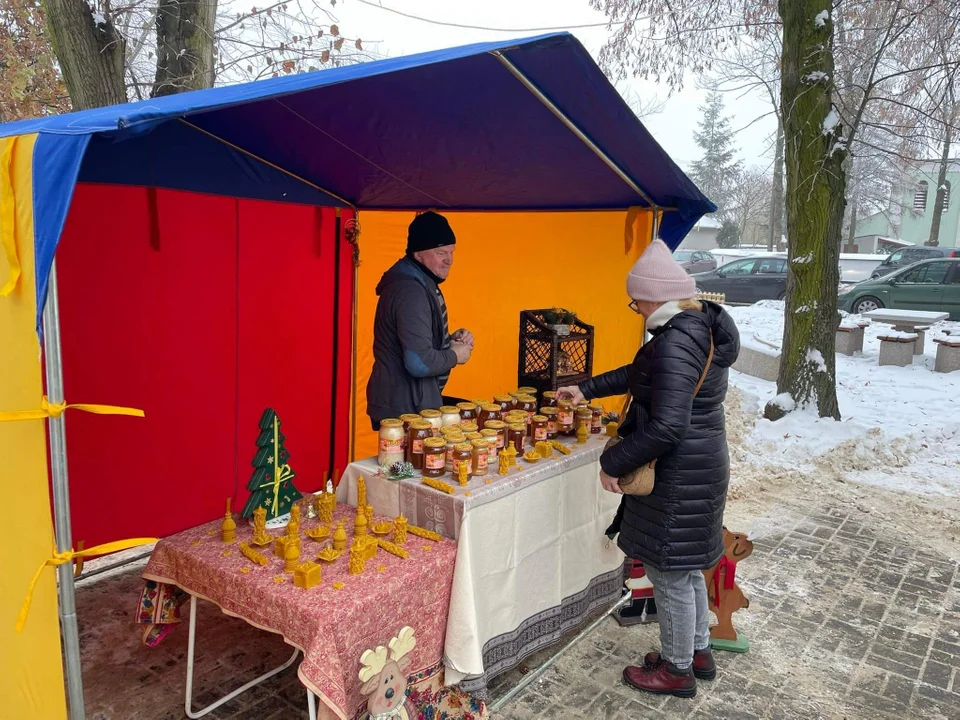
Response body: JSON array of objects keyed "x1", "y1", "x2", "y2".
[{"x1": 560, "y1": 239, "x2": 739, "y2": 700}]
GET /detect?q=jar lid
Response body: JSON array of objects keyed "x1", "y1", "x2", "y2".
[
  {"x1": 508, "y1": 391, "x2": 523, "y2": 398},
  {"x1": 409, "y1": 419, "x2": 432, "y2": 430},
  {"x1": 420, "y1": 409, "x2": 441, "y2": 418},
  {"x1": 471, "y1": 438, "x2": 489, "y2": 448},
  {"x1": 543, "y1": 391, "x2": 557, "y2": 398},
  {"x1": 532, "y1": 415, "x2": 548, "y2": 422},
  {"x1": 457, "y1": 402, "x2": 478, "y2": 411},
  {"x1": 380, "y1": 418, "x2": 403, "y2": 428},
  {"x1": 471, "y1": 398, "x2": 489, "y2": 406},
  {"x1": 577, "y1": 407, "x2": 592, "y2": 416},
  {"x1": 518, "y1": 395, "x2": 537, "y2": 403},
  {"x1": 517, "y1": 387, "x2": 537, "y2": 394},
  {"x1": 493, "y1": 394, "x2": 513, "y2": 403},
  {"x1": 460, "y1": 422, "x2": 479, "y2": 432},
  {"x1": 400, "y1": 413, "x2": 422, "y2": 422},
  {"x1": 541, "y1": 407, "x2": 558, "y2": 416},
  {"x1": 446, "y1": 433, "x2": 466, "y2": 443},
  {"x1": 484, "y1": 420, "x2": 506, "y2": 429},
  {"x1": 588, "y1": 403, "x2": 602, "y2": 411},
  {"x1": 480, "y1": 429, "x2": 498, "y2": 437},
  {"x1": 481, "y1": 403, "x2": 502, "y2": 412},
  {"x1": 465, "y1": 432, "x2": 483, "y2": 440},
  {"x1": 439, "y1": 405, "x2": 460, "y2": 414},
  {"x1": 508, "y1": 423, "x2": 526, "y2": 431},
  {"x1": 424, "y1": 437, "x2": 447, "y2": 449},
  {"x1": 454, "y1": 442, "x2": 473, "y2": 452},
  {"x1": 440, "y1": 426, "x2": 461, "y2": 435}
]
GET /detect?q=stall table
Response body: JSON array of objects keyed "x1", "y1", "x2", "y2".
[
  {"x1": 338, "y1": 435, "x2": 625, "y2": 695},
  {"x1": 141, "y1": 505, "x2": 466, "y2": 720}
]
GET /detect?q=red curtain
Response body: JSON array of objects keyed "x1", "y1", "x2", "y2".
[{"x1": 55, "y1": 184, "x2": 353, "y2": 547}]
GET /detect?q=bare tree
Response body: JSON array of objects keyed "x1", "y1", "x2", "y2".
[{"x1": 592, "y1": 0, "x2": 960, "y2": 419}]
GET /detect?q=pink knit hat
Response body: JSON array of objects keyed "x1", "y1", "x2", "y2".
[{"x1": 626, "y1": 240, "x2": 697, "y2": 302}]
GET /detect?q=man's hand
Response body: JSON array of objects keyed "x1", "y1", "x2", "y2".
[
  {"x1": 557, "y1": 386, "x2": 585, "y2": 404},
  {"x1": 452, "y1": 341, "x2": 473, "y2": 365},
  {"x1": 452, "y1": 328, "x2": 475, "y2": 347},
  {"x1": 600, "y1": 470, "x2": 622, "y2": 494}
]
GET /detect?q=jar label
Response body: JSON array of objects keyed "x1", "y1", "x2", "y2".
[
  {"x1": 425, "y1": 455, "x2": 444, "y2": 470},
  {"x1": 496, "y1": 435, "x2": 505, "y2": 448},
  {"x1": 558, "y1": 410, "x2": 573, "y2": 424},
  {"x1": 412, "y1": 439, "x2": 424, "y2": 454},
  {"x1": 535, "y1": 427, "x2": 547, "y2": 441},
  {"x1": 547, "y1": 420, "x2": 557, "y2": 433},
  {"x1": 380, "y1": 437, "x2": 403, "y2": 451},
  {"x1": 453, "y1": 458, "x2": 470, "y2": 474},
  {"x1": 476, "y1": 454, "x2": 488, "y2": 470}
]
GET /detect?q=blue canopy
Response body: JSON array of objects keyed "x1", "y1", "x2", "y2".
[{"x1": 1, "y1": 32, "x2": 713, "y2": 320}]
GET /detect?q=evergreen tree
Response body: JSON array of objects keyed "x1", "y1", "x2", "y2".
[
  {"x1": 689, "y1": 92, "x2": 743, "y2": 218},
  {"x1": 716, "y1": 219, "x2": 741, "y2": 249},
  {"x1": 242, "y1": 408, "x2": 302, "y2": 521}
]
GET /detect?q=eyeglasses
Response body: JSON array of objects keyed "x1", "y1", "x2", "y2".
[{"x1": 627, "y1": 300, "x2": 642, "y2": 314}]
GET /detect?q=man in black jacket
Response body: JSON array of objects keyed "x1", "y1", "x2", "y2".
[{"x1": 367, "y1": 212, "x2": 473, "y2": 429}]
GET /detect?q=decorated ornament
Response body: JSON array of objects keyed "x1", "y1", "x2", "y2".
[
  {"x1": 359, "y1": 627, "x2": 418, "y2": 720},
  {"x1": 702, "y1": 528, "x2": 754, "y2": 653},
  {"x1": 242, "y1": 408, "x2": 303, "y2": 526}
]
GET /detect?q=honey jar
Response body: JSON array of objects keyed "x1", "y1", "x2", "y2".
[
  {"x1": 420, "y1": 409, "x2": 442, "y2": 436},
  {"x1": 531, "y1": 414, "x2": 549, "y2": 443},
  {"x1": 422, "y1": 437, "x2": 447, "y2": 478},
  {"x1": 484, "y1": 419, "x2": 507, "y2": 450},
  {"x1": 460, "y1": 421, "x2": 479, "y2": 434},
  {"x1": 508, "y1": 391, "x2": 524, "y2": 408},
  {"x1": 407, "y1": 419, "x2": 432, "y2": 469},
  {"x1": 378, "y1": 419, "x2": 405, "y2": 466},
  {"x1": 541, "y1": 407, "x2": 559, "y2": 439},
  {"x1": 588, "y1": 404, "x2": 603, "y2": 434},
  {"x1": 440, "y1": 405, "x2": 462, "y2": 427},
  {"x1": 478, "y1": 403, "x2": 502, "y2": 430},
  {"x1": 457, "y1": 402, "x2": 478, "y2": 423},
  {"x1": 507, "y1": 423, "x2": 526, "y2": 454},
  {"x1": 471, "y1": 438, "x2": 489, "y2": 476},
  {"x1": 480, "y1": 429, "x2": 499, "y2": 465},
  {"x1": 576, "y1": 407, "x2": 593, "y2": 436},
  {"x1": 542, "y1": 391, "x2": 558, "y2": 408},
  {"x1": 400, "y1": 413, "x2": 421, "y2": 454},
  {"x1": 517, "y1": 386, "x2": 537, "y2": 401},
  {"x1": 452, "y1": 442, "x2": 473, "y2": 484},
  {"x1": 493, "y1": 394, "x2": 514, "y2": 414},
  {"x1": 557, "y1": 398, "x2": 576, "y2": 437},
  {"x1": 444, "y1": 432, "x2": 466, "y2": 472}
]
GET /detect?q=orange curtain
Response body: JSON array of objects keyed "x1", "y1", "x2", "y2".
[{"x1": 352, "y1": 210, "x2": 652, "y2": 459}]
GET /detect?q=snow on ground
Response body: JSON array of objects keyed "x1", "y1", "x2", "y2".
[{"x1": 725, "y1": 300, "x2": 960, "y2": 499}]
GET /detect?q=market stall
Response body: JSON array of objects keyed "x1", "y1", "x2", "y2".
[{"x1": 0, "y1": 31, "x2": 714, "y2": 720}]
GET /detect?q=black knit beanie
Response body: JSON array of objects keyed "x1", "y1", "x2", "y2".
[{"x1": 406, "y1": 211, "x2": 456, "y2": 254}]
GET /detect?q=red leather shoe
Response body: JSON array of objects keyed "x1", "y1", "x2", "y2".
[
  {"x1": 623, "y1": 658, "x2": 697, "y2": 698},
  {"x1": 643, "y1": 647, "x2": 716, "y2": 680}
]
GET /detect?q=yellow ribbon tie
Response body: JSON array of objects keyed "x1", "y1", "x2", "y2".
[
  {"x1": 0, "y1": 136, "x2": 21, "y2": 297},
  {"x1": 17, "y1": 537, "x2": 158, "y2": 632},
  {"x1": 0, "y1": 395, "x2": 145, "y2": 422}
]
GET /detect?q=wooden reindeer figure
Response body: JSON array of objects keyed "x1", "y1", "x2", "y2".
[
  {"x1": 702, "y1": 527, "x2": 754, "y2": 652},
  {"x1": 359, "y1": 627, "x2": 418, "y2": 720}
]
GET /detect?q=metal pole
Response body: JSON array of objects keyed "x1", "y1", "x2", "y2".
[
  {"x1": 42, "y1": 259, "x2": 86, "y2": 720},
  {"x1": 490, "y1": 591, "x2": 631, "y2": 713},
  {"x1": 491, "y1": 51, "x2": 658, "y2": 209}
]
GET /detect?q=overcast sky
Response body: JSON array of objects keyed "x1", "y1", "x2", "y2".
[{"x1": 331, "y1": 0, "x2": 778, "y2": 173}]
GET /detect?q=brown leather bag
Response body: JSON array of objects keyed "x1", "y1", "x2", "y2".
[{"x1": 604, "y1": 334, "x2": 715, "y2": 495}]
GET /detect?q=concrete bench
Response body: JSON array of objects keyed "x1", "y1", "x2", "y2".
[
  {"x1": 732, "y1": 345, "x2": 781, "y2": 382},
  {"x1": 934, "y1": 336, "x2": 960, "y2": 374},
  {"x1": 836, "y1": 321, "x2": 869, "y2": 356},
  {"x1": 878, "y1": 332, "x2": 918, "y2": 367}
]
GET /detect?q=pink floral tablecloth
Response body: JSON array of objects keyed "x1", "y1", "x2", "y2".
[{"x1": 142, "y1": 504, "x2": 458, "y2": 720}]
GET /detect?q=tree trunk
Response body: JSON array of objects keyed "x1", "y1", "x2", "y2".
[
  {"x1": 768, "y1": 123, "x2": 785, "y2": 251},
  {"x1": 153, "y1": 0, "x2": 217, "y2": 97},
  {"x1": 768, "y1": 0, "x2": 845, "y2": 421},
  {"x1": 43, "y1": 0, "x2": 126, "y2": 110},
  {"x1": 926, "y1": 125, "x2": 952, "y2": 246}
]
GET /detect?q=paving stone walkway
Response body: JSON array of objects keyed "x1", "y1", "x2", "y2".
[{"x1": 77, "y1": 500, "x2": 959, "y2": 720}]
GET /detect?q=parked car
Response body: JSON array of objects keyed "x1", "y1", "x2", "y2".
[
  {"x1": 839, "y1": 258, "x2": 960, "y2": 319},
  {"x1": 673, "y1": 249, "x2": 718, "y2": 274},
  {"x1": 870, "y1": 246, "x2": 959, "y2": 279},
  {"x1": 691, "y1": 255, "x2": 788, "y2": 304}
]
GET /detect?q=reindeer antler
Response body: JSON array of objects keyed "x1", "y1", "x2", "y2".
[
  {"x1": 358, "y1": 646, "x2": 389, "y2": 683},
  {"x1": 388, "y1": 626, "x2": 416, "y2": 661}
]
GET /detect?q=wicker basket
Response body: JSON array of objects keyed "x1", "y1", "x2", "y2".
[{"x1": 518, "y1": 309, "x2": 594, "y2": 395}]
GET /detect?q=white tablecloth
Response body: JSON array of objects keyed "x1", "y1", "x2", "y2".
[{"x1": 336, "y1": 437, "x2": 625, "y2": 694}]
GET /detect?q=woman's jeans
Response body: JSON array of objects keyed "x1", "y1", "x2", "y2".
[{"x1": 643, "y1": 565, "x2": 711, "y2": 670}]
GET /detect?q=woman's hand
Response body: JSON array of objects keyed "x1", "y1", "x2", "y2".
[
  {"x1": 600, "y1": 470, "x2": 622, "y2": 494},
  {"x1": 557, "y1": 386, "x2": 585, "y2": 404}
]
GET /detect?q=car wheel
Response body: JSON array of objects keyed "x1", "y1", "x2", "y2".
[{"x1": 853, "y1": 296, "x2": 883, "y2": 314}]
